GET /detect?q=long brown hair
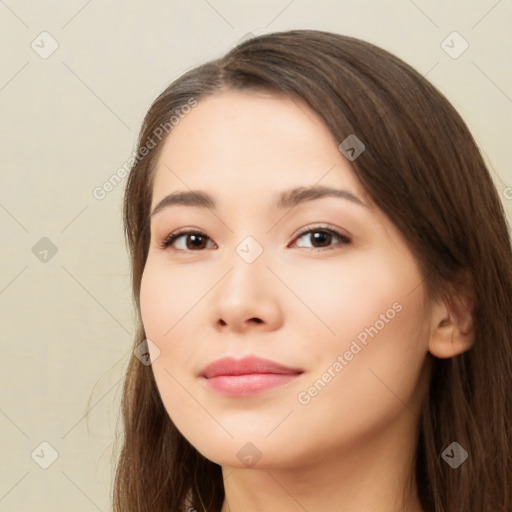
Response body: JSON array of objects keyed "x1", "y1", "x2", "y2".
[{"x1": 113, "y1": 29, "x2": 512, "y2": 512}]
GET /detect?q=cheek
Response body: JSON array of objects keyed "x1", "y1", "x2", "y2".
[
  {"x1": 279, "y1": 255, "x2": 408, "y2": 343},
  {"x1": 290, "y1": 286, "x2": 429, "y2": 457},
  {"x1": 139, "y1": 262, "x2": 199, "y2": 383},
  {"x1": 287, "y1": 252, "x2": 430, "y2": 405},
  {"x1": 139, "y1": 262, "x2": 207, "y2": 429},
  {"x1": 139, "y1": 259, "x2": 200, "y2": 338}
]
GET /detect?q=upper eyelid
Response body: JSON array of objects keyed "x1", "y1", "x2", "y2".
[
  {"x1": 166, "y1": 225, "x2": 344, "y2": 240},
  {"x1": 292, "y1": 226, "x2": 351, "y2": 246},
  {"x1": 162, "y1": 225, "x2": 350, "y2": 249}
]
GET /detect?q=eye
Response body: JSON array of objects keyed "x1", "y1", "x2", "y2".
[
  {"x1": 159, "y1": 229, "x2": 216, "y2": 251},
  {"x1": 159, "y1": 225, "x2": 352, "y2": 252},
  {"x1": 290, "y1": 225, "x2": 351, "y2": 250}
]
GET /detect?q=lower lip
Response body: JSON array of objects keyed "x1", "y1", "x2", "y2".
[{"x1": 203, "y1": 373, "x2": 302, "y2": 396}]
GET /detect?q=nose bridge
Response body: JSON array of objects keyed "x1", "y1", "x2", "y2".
[
  {"x1": 221, "y1": 233, "x2": 268, "y2": 299},
  {"x1": 210, "y1": 232, "x2": 280, "y2": 329},
  {"x1": 235, "y1": 234, "x2": 265, "y2": 266}
]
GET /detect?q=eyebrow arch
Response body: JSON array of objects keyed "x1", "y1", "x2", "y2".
[{"x1": 150, "y1": 185, "x2": 369, "y2": 218}]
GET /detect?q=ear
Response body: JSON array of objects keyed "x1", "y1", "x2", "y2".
[{"x1": 428, "y1": 288, "x2": 475, "y2": 359}]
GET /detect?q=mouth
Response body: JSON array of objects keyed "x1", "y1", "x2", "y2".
[{"x1": 199, "y1": 355, "x2": 304, "y2": 396}]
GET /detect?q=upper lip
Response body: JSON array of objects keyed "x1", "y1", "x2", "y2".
[{"x1": 200, "y1": 355, "x2": 303, "y2": 378}]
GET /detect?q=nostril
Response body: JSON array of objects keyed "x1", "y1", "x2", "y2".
[{"x1": 218, "y1": 318, "x2": 262, "y2": 326}]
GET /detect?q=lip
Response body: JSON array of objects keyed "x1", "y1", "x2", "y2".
[{"x1": 199, "y1": 355, "x2": 303, "y2": 396}]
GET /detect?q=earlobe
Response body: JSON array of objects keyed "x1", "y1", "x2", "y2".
[{"x1": 428, "y1": 290, "x2": 475, "y2": 359}]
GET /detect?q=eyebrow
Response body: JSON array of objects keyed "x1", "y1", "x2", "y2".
[{"x1": 150, "y1": 185, "x2": 369, "y2": 218}]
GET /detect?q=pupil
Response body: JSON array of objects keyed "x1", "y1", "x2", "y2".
[
  {"x1": 313, "y1": 232, "x2": 330, "y2": 247},
  {"x1": 188, "y1": 234, "x2": 206, "y2": 249}
]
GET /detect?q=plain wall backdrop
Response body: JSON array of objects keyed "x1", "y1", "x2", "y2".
[{"x1": 0, "y1": 1, "x2": 511, "y2": 510}]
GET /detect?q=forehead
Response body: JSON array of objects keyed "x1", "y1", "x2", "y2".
[{"x1": 150, "y1": 89, "x2": 368, "y2": 206}]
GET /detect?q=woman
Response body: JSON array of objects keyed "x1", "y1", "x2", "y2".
[{"x1": 113, "y1": 29, "x2": 512, "y2": 511}]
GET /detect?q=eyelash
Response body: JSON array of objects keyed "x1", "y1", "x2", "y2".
[{"x1": 159, "y1": 225, "x2": 352, "y2": 252}]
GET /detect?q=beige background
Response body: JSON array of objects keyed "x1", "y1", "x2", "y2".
[{"x1": 0, "y1": 1, "x2": 511, "y2": 510}]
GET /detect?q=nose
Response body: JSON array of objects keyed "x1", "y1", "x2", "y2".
[{"x1": 210, "y1": 248, "x2": 283, "y2": 333}]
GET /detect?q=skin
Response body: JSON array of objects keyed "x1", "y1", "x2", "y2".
[{"x1": 139, "y1": 89, "x2": 474, "y2": 512}]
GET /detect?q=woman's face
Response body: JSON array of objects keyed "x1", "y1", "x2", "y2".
[{"x1": 140, "y1": 89, "x2": 434, "y2": 470}]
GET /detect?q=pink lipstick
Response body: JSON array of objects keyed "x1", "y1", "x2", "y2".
[{"x1": 199, "y1": 355, "x2": 303, "y2": 396}]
